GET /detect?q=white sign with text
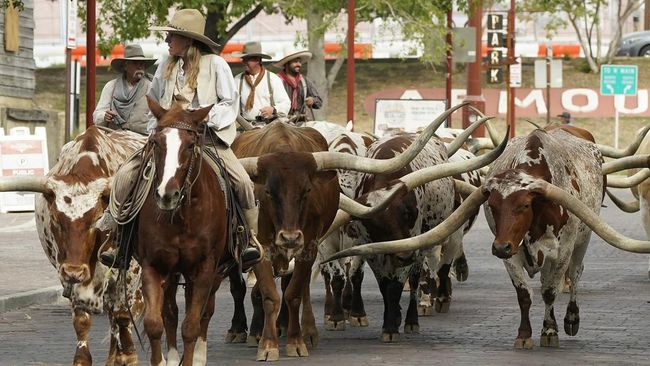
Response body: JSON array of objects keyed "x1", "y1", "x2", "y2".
[{"x1": 374, "y1": 99, "x2": 447, "y2": 137}]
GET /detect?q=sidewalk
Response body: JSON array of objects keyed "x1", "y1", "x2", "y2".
[{"x1": 0, "y1": 212, "x2": 62, "y2": 312}]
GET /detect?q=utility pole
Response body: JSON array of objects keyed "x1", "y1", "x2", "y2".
[
  {"x1": 347, "y1": 0, "x2": 355, "y2": 129},
  {"x1": 506, "y1": 0, "x2": 515, "y2": 137},
  {"x1": 86, "y1": 0, "x2": 96, "y2": 128},
  {"x1": 446, "y1": 7, "x2": 453, "y2": 126},
  {"x1": 462, "y1": 0, "x2": 485, "y2": 136}
]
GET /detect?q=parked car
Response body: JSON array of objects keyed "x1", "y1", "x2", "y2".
[{"x1": 616, "y1": 31, "x2": 650, "y2": 57}]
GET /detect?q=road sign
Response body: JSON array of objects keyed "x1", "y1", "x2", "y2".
[
  {"x1": 534, "y1": 59, "x2": 563, "y2": 88},
  {"x1": 487, "y1": 14, "x2": 504, "y2": 30},
  {"x1": 600, "y1": 65, "x2": 638, "y2": 96}
]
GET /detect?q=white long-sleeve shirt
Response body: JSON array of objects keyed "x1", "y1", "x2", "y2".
[
  {"x1": 147, "y1": 55, "x2": 239, "y2": 133},
  {"x1": 234, "y1": 70, "x2": 291, "y2": 122}
]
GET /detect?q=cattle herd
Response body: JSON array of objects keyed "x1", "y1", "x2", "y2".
[{"x1": 1, "y1": 102, "x2": 650, "y2": 365}]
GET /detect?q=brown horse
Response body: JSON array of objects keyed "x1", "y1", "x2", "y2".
[{"x1": 137, "y1": 97, "x2": 230, "y2": 366}]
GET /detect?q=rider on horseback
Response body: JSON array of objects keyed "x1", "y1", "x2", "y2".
[{"x1": 100, "y1": 9, "x2": 262, "y2": 271}]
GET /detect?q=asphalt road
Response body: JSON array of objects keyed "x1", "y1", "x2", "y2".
[{"x1": 1, "y1": 190, "x2": 649, "y2": 366}]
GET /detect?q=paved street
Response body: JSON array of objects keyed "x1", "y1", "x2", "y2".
[{"x1": 1, "y1": 190, "x2": 650, "y2": 365}]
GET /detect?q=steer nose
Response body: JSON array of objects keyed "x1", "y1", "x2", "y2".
[
  {"x1": 276, "y1": 230, "x2": 304, "y2": 248},
  {"x1": 492, "y1": 242, "x2": 513, "y2": 259},
  {"x1": 60, "y1": 263, "x2": 91, "y2": 284}
]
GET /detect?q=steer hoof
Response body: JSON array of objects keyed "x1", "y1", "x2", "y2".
[
  {"x1": 540, "y1": 333, "x2": 559, "y2": 348},
  {"x1": 115, "y1": 352, "x2": 138, "y2": 366},
  {"x1": 302, "y1": 327, "x2": 319, "y2": 348},
  {"x1": 286, "y1": 342, "x2": 309, "y2": 357},
  {"x1": 349, "y1": 315, "x2": 369, "y2": 327},
  {"x1": 513, "y1": 337, "x2": 534, "y2": 349},
  {"x1": 247, "y1": 334, "x2": 261, "y2": 347},
  {"x1": 453, "y1": 255, "x2": 469, "y2": 282},
  {"x1": 381, "y1": 332, "x2": 400, "y2": 343},
  {"x1": 434, "y1": 298, "x2": 451, "y2": 313},
  {"x1": 564, "y1": 318, "x2": 580, "y2": 336},
  {"x1": 225, "y1": 331, "x2": 247, "y2": 343},
  {"x1": 417, "y1": 305, "x2": 434, "y2": 316},
  {"x1": 325, "y1": 318, "x2": 346, "y2": 331},
  {"x1": 256, "y1": 346, "x2": 280, "y2": 362},
  {"x1": 404, "y1": 324, "x2": 420, "y2": 334}
]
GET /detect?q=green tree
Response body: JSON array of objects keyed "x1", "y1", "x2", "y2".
[
  {"x1": 521, "y1": 0, "x2": 642, "y2": 73},
  {"x1": 278, "y1": 0, "x2": 457, "y2": 119},
  {"x1": 80, "y1": 1, "x2": 275, "y2": 54}
]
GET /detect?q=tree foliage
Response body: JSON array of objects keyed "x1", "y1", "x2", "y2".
[
  {"x1": 79, "y1": 0, "x2": 275, "y2": 54},
  {"x1": 520, "y1": 0, "x2": 642, "y2": 73}
]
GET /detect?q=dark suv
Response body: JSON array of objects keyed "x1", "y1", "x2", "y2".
[{"x1": 616, "y1": 31, "x2": 650, "y2": 57}]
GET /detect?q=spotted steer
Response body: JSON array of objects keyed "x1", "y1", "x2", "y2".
[{"x1": 35, "y1": 127, "x2": 145, "y2": 365}]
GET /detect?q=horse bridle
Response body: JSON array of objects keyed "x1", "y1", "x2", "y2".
[{"x1": 150, "y1": 122, "x2": 206, "y2": 211}]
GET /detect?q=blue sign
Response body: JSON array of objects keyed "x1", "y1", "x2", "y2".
[{"x1": 600, "y1": 65, "x2": 638, "y2": 96}]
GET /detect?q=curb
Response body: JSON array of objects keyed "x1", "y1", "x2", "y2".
[{"x1": 0, "y1": 286, "x2": 63, "y2": 313}]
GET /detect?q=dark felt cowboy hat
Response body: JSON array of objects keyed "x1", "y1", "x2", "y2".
[
  {"x1": 273, "y1": 46, "x2": 312, "y2": 68},
  {"x1": 149, "y1": 9, "x2": 221, "y2": 54},
  {"x1": 232, "y1": 41, "x2": 272, "y2": 60},
  {"x1": 110, "y1": 44, "x2": 157, "y2": 73}
]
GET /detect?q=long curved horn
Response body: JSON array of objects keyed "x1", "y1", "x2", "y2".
[
  {"x1": 602, "y1": 154, "x2": 650, "y2": 175},
  {"x1": 338, "y1": 184, "x2": 406, "y2": 218},
  {"x1": 446, "y1": 116, "x2": 494, "y2": 156},
  {"x1": 401, "y1": 128, "x2": 508, "y2": 190},
  {"x1": 322, "y1": 185, "x2": 489, "y2": 262},
  {"x1": 319, "y1": 209, "x2": 352, "y2": 243},
  {"x1": 312, "y1": 102, "x2": 470, "y2": 173},
  {"x1": 524, "y1": 119, "x2": 542, "y2": 129},
  {"x1": 606, "y1": 169, "x2": 650, "y2": 188},
  {"x1": 597, "y1": 125, "x2": 650, "y2": 158},
  {"x1": 605, "y1": 188, "x2": 640, "y2": 213},
  {"x1": 0, "y1": 176, "x2": 48, "y2": 193},
  {"x1": 336, "y1": 127, "x2": 507, "y2": 220},
  {"x1": 466, "y1": 137, "x2": 496, "y2": 154},
  {"x1": 529, "y1": 179, "x2": 650, "y2": 253},
  {"x1": 468, "y1": 105, "x2": 501, "y2": 147}
]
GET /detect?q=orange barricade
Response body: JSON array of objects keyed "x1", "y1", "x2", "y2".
[
  {"x1": 323, "y1": 43, "x2": 372, "y2": 59},
  {"x1": 70, "y1": 45, "x2": 125, "y2": 67},
  {"x1": 221, "y1": 43, "x2": 245, "y2": 62},
  {"x1": 537, "y1": 44, "x2": 581, "y2": 58}
]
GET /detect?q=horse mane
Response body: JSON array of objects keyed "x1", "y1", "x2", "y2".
[{"x1": 155, "y1": 103, "x2": 195, "y2": 129}]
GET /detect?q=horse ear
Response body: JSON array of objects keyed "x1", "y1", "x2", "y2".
[
  {"x1": 147, "y1": 96, "x2": 167, "y2": 120},
  {"x1": 191, "y1": 104, "x2": 214, "y2": 123}
]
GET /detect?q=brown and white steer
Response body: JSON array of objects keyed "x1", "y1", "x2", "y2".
[{"x1": 0, "y1": 127, "x2": 146, "y2": 365}]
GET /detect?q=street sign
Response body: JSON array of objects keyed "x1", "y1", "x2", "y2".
[
  {"x1": 487, "y1": 32, "x2": 505, "y2": 48},
  {"x1": 487, "y1": 50, "x2": 502, "y2": 65},
  {"x1": 534, "y1": 59, "x2": 563, "y2": 88},
  {"x1": 510, "y1": 57, "x2": 522, "y2": 88},
  {"x1": 66, "y1": 0, "x2": 78, "y2": 49},
  {"x1": 600, "y1": 65, "x2": 638, "y2": 96},
  {"x1": 452, "y1": 27, "x2": 477, "y2": 63},
  {"x1": 487, "y1": 68, "x2": 503, "y2": 84},
  {"x1": 487, "y1": 14, "x2": 504, "y2": 30}
]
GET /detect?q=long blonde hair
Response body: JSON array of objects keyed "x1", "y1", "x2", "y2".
[{"x1": 164, "y1": 42, "x2": 202, "y2": 89}]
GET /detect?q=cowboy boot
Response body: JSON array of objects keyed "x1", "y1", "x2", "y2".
[
  {"x1": 241, "y1": 206, "x2": 264, "y2": 272},
  {"x1": 99, "y1": 221, "x2": 134, "y2": 270}
]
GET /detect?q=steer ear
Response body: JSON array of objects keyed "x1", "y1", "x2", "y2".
[{"x1": 147, "y1": 96, "x2": 167, "y2": 120}]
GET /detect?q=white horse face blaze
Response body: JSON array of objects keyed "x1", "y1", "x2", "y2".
[{"x1": 157, "y1": 128, "x2": 182, "y2": 197}]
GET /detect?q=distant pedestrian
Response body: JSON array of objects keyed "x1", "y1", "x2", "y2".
[
  {"x1": 557, "y1": 111, "x2": 573, "y2": 126},
  {"x1": 274, "y1": 47, "x2": 322, "y2": 124},
  {"x1": 93, "y1": 44, "x2": 156, "y2": 134}
]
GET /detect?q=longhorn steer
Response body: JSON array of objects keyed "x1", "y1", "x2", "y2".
[
  {"x1": 232, "y1": 103, "x2": 469, "y2": 360},
  {"x1": 0, "y1": 127, "x2": 146, "y2": 365}
]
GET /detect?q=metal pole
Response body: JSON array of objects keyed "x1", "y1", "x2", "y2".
[
  {"x1": 546, "y1": 45, "x2": 551, "y2": 125},
  {"x1": 86, "y1": 0, "x2": 96, "y2": 128},
  {"x1": 446, "y1": 8, "x2": 453, "y2": 127},
  {"x1": 65, "y1": 48, "x2": 71, "y2": 142},
  {"x1": 462, "y1": 0, "x2": 485, "y2": 137},
  {"x1": 507, "y1": 0, "x2": 515, "y2": 137},
  {"x1": 347, "y1": 0, "x2": 355, "y2": 128}
]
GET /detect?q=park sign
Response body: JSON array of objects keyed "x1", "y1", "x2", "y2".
[{"x1": 600, "y1": 65, "x2": 638, "y2": 96}]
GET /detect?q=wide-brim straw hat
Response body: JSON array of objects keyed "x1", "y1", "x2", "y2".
[
  {"x1": 232, "y1": 41, "x2": 271, "y2": 60},
  {"x1": 110, "y1": 44, "x2": 157, "y2": 73},
  {"x1": 149, "y1": 9, "x2": 221, "y2": 54},
  {"x1": 273, "y1": 48, "x2": 312, "y2": 68}
]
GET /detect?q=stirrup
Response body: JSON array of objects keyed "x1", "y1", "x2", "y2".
[
  {"x1": 241, "y1": 231, "x2": 264, "y2": 272},
  {"x1": 99, "y1": 248, "x2": 131, "y2": 270}
]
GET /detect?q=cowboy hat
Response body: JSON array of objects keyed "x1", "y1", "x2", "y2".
[
  {"x1": 110, "y1": 44, "x2": 157, "y2": 73},
  {"x1": 273, "y1": 47, "x2": 312, "y2": 68},
  {"x1": 232, "y1": 41, "x2": 271, "y2": 60},
  {"x1": 149, "y1": 9, "x2": 221, "y2": 54}
]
